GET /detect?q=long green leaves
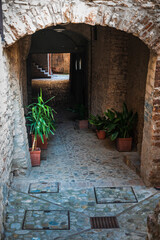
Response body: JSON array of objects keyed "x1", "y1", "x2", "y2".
[
  {"x1": 26, "y1": 89, "x2": 56, "y2": 151},
  {"x1": 88, "y1": 114, "x2": 108, "y2": 131}
]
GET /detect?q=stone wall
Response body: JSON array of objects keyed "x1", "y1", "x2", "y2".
[
  {"x1": 2, "y1": 0, "x2": 160, "y2": 54},
  {"x1": 0, "y1": 35, "x2": 31, "y2": 237},
  {"x1": 147, "y1": 201, "x2": 160, "y2": 240},
  {"x1": 32, "y1": 79, "x2": 71, "y2": 108},
  {"x1": 19, "y1": 36, "x2": 31, "y2": 112},
  {"x1": 6, "y1": 40, "x2": 31, "y2": 177},
  {"x1": 51, "y1": 53, "x2": 70, "y2": 74},
  {"x1": 0, "y1": 39, "x2": 14, "y2": 238}
]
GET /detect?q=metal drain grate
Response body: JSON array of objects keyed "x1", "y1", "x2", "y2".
[{"x1": 90, "y1": 216, "x2": 119, "y2": 229}]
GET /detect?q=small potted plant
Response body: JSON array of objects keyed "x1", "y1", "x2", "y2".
[
  {"x1": 26, "y1": 89, "x2": 56, "y2": 166},
  {"x1": 105, "y1": 103, "x2": 137, "y2": 151},
  {"x1": 77, "y1": 104, "x2": 88, "y2": 129},
  {"x1": 68, "y1": 104, "x2": 88, "y2": 129},
  {"x1": 88, "y1": 114, "x2": 108, "y2": 139}
]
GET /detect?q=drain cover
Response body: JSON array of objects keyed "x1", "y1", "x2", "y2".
[
  {"x1": 23, "y1": 210, "x2": 70, "y2": 230},
  {"x1": 94, "y1": 187, "x2": 138, "y2": 204},
  {"x1": 28, "y1": 182, "x2": 59, "y2": 193},
  {"x1": 90, "y1": 216, "x2": 119, "y2": 229}
]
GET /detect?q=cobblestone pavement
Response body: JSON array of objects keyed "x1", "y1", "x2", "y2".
[{"x1": 5, "y1": 110, "x2": 160, "y2": 239}]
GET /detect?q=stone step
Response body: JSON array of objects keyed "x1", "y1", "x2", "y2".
[{"x1": 123, "y1": 153, "x2": 141, "y2": 176}]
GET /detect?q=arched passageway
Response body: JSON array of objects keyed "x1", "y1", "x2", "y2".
[
  {"x1": 26, "y1": 23, "x2": 150, "y2": 158},
  {"x1": 4, "y1": 25, "x2": 160, "y2": 236},
  {"x1": 1, "y1": 0, "x2": 160, "y2": 192},
  {"x1": 12, "y1": 22, "x2": 157, "y2": 186},
  {"x1": 1, "y1": 0, "x2": 160, "y2": 238}
]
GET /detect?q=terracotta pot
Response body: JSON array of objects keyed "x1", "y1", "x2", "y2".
[
  {"x1": 30, "y1": 148, "x2": 41, "y2": 166},
  {"x1": 96, "y1": 130, "x2": 106, "y2": 139},
  {"x1": 32, "y1": 134, "x2": 48, "y2": 150},
  {"x1": 116, "y1": 138, "x2": 132, "y2": 152},
  {"x1": 79, "y1": 120, "x2": 88, "y2": 129}
]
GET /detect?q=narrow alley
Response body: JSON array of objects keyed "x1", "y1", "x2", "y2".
[{"x1": 4, "y1": 110, "x2": 160, "y2": 240}]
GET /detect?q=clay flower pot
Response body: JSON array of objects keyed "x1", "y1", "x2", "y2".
[
  {"x1": 31, "y1": 134, "x2": 48, "y2": 150},
  {"x1": 30, "y1": 148, "x2": 41, "y2": 166},
  {"x1": 96, "y1": 130, "x2": 106, "y2": 139},
  {"x1": 116, "y1": 138, "x2": 132, "y2": 152}
]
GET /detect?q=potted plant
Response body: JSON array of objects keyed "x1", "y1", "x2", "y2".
[
  {"x1": 68, "y1": 104, "x2": 88, "y2": 129},
  {"x1": 88, "y1": 114, "x2": 108, "y2": 139},
  {"x1": 77, "y1": 104, "x2": 88, "y2": 129},
  {"x1": 105, "y1": 103, "x2": 137, "y2": 152},
  {"x1": 26, "y1": 89, "x2": 56, "y2": 166}
]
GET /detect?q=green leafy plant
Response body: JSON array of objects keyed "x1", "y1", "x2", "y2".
[
  {"x1": 104, "y1": 103, "x2": 138, "y2": 141},
  {"x1": 88, "y1": 114, "x2": 108, "y2": 131},
  {"x1": 26, "y1": 89, "x2": 56, "y2": 151}
]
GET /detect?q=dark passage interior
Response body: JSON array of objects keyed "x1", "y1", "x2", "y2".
[{"x1": 27, "y1": 25, "x2": 88, "y2": 110}]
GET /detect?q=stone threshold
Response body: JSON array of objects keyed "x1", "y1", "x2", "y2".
[{"x1": 123, "y1": 153, "x2": 141, "y2": 177}]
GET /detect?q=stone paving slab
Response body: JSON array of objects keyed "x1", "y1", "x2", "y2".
[
  {"x1": 94, "y1": 187, "x2": 138, "y2": 204},
  {"x1": 23, "y1": 210, "x2": 69, "y2": 230},
  {"x1": 28, "y1": 182, "x2": 59, "y2": 194}
]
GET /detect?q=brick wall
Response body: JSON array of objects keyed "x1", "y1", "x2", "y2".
[
  {"x1": 126, "y1": 36, "x2": 150, "y2": 153},
  {"x1": 91, "y1": 26, "x2": 128, "y2": 113},
  {"x1": 90, "y1": 26, "x2": 150, "y2": 155},
  {"x1": 141, "y1": 53, "x2": 159, "y2": 186}
]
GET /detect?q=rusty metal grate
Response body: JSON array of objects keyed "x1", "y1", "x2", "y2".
[{"x1": 90, "y1": 216, "x2": 119, "y2": 229}]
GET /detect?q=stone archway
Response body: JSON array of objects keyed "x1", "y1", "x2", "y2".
[
  {"x1": 2, "y1": 0, "x2": 160, "y2": 53},
  {"x1": 1, "y1": 0, "x2": 160, "y2": 187}
]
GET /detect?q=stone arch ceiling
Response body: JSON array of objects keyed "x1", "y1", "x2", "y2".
[
  {"x1": 30, "y1": 28, "x2": 88, "y2": 53},
  {"x1": 2, "y1": 0, "x2": 160, "y2": 53}
]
